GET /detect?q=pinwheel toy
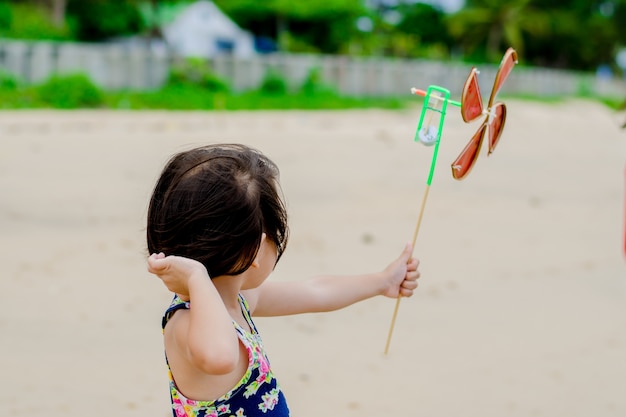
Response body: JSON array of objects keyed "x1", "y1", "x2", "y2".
[
  {"x1": 384, "y1": 48, "x2": 519, "y2": 355},
  {"x1": 453, "y1": 47, "x2": 519, "y2": 179}
]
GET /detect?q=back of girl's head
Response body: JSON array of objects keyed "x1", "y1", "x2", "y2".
[{"x1": 147, "y1": 144, "x2": 288, "y2": 277}]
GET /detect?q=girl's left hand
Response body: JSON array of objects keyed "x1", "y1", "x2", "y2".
[
  {"x1": 147, "y1": 253, "x2": 210, "y2": 299},
  {"x1": 382, "y1": 243, "x2": 421, "y2": 298}
]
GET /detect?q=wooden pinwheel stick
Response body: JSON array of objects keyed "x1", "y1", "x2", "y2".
[
  {"x1": 384, "y1": 85, "x2": 460, "y2": 355},
  {"x1": 384, "y1": 185, "x2": 431, "y2": 355}
]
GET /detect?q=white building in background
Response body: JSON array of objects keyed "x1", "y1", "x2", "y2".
[{"x1": 162, "y1": 0, "x2": 255, "y2": 59}]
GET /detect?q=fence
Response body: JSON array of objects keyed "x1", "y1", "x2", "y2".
[{"x1": 1, "y1": 39, "x2": 625, "y2": 99}]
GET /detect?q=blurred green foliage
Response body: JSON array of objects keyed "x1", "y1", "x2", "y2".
[
  {"x1": 67, "y1": 0, "x2": 144, "y2": 41},
  {"x1": 448, "y1": 0, "x2": 626, "y2": 71},
  {"x1": 167, "y1": 58, "x2": 231, "y2": 92},
  {"x1": 299, "y1": 67, "x2": 337, "y2": 96},
  {"x1": 0, "y1": 70, "x2": 18, "y2": 90},
  {"x1": 258, "y1": 69, "x2": 289, "y2": 95},
  {"x1": 213, "y1": 0, "x2": 626, "y2": 71},
  {"x1": 214, "y1": 0, "x2": 363, "y2": 54},
  {"x1": 105, "y1": 88, "x2": 408, "y2": 110},
  {"x1": 36, "y1": 73, "x2": 104, "y2": 108},
  {"x1": 0, "y1": 66, "x2": 409, "y2": 110},
  {"x1": 0, "y1": 3, "x2": 73, "y2": 40},
  {"x1": 0, "y1": 1, "x2": 11, "y2": 29}
]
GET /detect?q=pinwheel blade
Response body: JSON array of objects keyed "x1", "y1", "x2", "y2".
[
  {"x1": 461, "y1": 67, "x2": 483, "y2": 123},
  {"x1": 451, "y1": 123, "x2": 487, "y2": 180},
  {"x1": 487, "y1": 48, "x2": 518, "y2": 108},
  {"x1": 487, "y1": 102, "x2": 507, "y2": 155}
]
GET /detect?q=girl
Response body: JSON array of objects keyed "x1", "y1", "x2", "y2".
[{"x1": 146, "y1": 144, "x2": 420, "y2": 417}]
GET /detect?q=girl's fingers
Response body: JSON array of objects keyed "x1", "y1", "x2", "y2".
[
  {"x1": 399, "y1": 271, "x2": 420, "y2": 298},
  {"x1": 407, "y1": 258, "x2": 420, "y2": 271},
  {"x1": 401, "y1": 280, "x2": 418, "y2": 290},
  {"x1": 404, "y1": 271, "x2": 420, "y2": 283},
  {"x1": 147, "y1": 253, "x2": 168, "y2": 273},
  {"x1": 400, "y1": 288, "x2": 414, "y2": 297}
]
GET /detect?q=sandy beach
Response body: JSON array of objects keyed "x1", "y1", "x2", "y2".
[{"x1": 1, "y1": 100, "x2": 625, "y2": 417}]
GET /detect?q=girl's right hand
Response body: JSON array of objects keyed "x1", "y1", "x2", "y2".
[{"x1": 147, "y1": 253, "x2": 209, "y2": 299}]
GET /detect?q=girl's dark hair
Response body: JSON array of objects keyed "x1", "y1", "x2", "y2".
[{"x1": 147, "y1": 144, "x2": 289, "y2": 277}]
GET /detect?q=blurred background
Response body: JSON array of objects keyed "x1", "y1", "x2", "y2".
[{"x1": 0, "y1": 0, "x2": 625, "y2": 109}]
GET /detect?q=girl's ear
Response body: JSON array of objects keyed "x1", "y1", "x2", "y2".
[{"x1": 250, "y1": 233, "x2": 267, "y2": 269}]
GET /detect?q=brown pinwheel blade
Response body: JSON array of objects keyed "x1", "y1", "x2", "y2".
[
  {"x1": 487, "y1": 102, "x2": 507, "y2": 155},
  {"x1": 451, "y1": 123, "x2": 487, "y2": 180},
  {"x1": 461, "y1": 67, "x2": 483, "y2": 123},
  {"x1": 487, "y1": 48, "x2": 518, "y2": 108}
]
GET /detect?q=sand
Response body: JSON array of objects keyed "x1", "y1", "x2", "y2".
[{"x1": 1, "y1": 100, "x2": 625, "y2": 417}]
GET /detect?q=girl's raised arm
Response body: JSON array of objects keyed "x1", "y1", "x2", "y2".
[
  {"x1": 148, "y1": 254, "x2": 240, "y2": 375},
  {"x1": 246, "y1": 243, "x2": 420, "y2": 317}
]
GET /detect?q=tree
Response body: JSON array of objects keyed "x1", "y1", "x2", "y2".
[
  {"x1": 66, "y1": 0, "x2": 145, "y2": 41},
  {"x1": 398, "y1": 3, "x2": 449, "y2": 44},
  {"x1": 616, "y1": 0, "x2": 626, "y2": 45},
  {"x1": 446, "y1": 0, "x2": 549, "y2": 62},
  {"x1": 15, "y1": 0, "x2": 69, "y2": 27},
  {"x1": 3, "y1": 0, "x2": 147, "y2": 40},
  {"x1": 50, "y1": 0, "x2": 66, "y2": 27},
  {"x1": 520, "y1": 0, "x2": 620, "y2": 70},
  {"x1": 214, "y1": 0, "x2": 365, "y2": 53},
  {"x1": 395, "y1": 2, "x2": 453, "y2": 58}
]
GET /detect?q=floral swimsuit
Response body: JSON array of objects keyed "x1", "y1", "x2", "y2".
[{"x1": 162, "y1": 295, "x2": 290, "y2": 417}]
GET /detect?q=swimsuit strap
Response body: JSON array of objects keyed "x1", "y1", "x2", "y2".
[
  {"x1": 162, "y1": 295, "x2": 189, "y2": 330},
  {"x1": 162, "y1": 295, "x2": 257, "y2": 334},
  {"x1": 237, "y1": 293, "x2": 259, "y2": 335}
]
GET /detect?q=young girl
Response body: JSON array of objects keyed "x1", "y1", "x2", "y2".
[{"x1": 146, "y1": 143, "x2": 420, "y2": 417}]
